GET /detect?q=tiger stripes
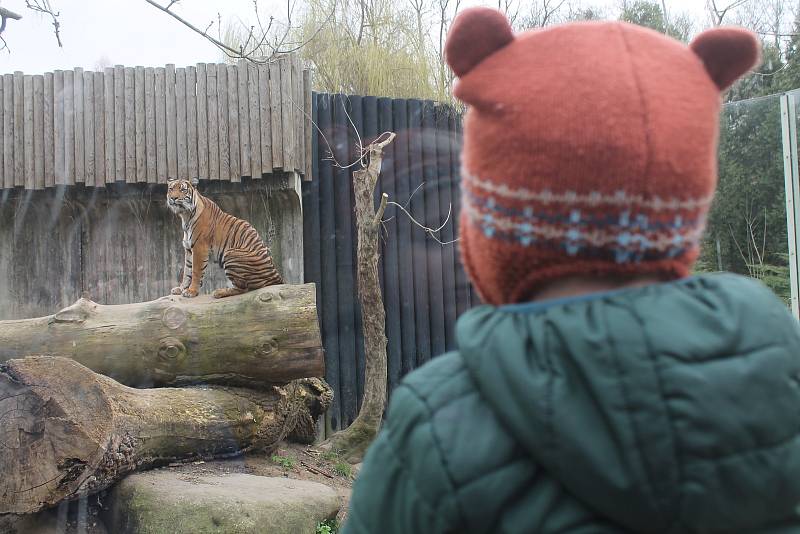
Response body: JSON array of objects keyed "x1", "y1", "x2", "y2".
[{"x1": 166, "y1": 178, "x2": 283, "y2": 298}]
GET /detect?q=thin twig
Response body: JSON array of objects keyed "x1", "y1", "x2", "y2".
[
  {"x1": 24, "y1": 1, "x2": 61, "y2": 47},
  {"x1": 386, "y1": 200, "x2": 458, "y2": 245},
  {"x1": 143, "y1": 0, "x2": 270, "y2": 63}
]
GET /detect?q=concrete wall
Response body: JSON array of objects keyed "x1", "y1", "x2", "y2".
[{"x1": 0, "y1": 174, "x2": 303, "y2": 320}]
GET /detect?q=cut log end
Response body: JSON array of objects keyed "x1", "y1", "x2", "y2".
[{"x1": 0, "y1": 357, "x2": 114, "y2": 514}]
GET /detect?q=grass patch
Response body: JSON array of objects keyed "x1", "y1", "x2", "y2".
[
  {"x1": 333, "y1": 461, "x2": 352, "y2": 479},
  {"x1": 321, "y1": 450, "x2": 340, "y2": 462},
  {"x1": 270, "y1": 454, "x2": 296, "y2": 470}
]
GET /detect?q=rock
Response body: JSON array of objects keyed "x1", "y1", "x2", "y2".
[{"x1": 106, "y1": 471, "x2": 341, "y2": 534}]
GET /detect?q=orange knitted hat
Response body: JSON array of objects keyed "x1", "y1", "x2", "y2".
[{"x1": 445, "y1": 8, "x2": 761, "y2": 305}]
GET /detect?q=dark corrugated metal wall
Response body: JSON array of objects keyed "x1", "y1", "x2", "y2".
[{"x1": 302, "y1": 93, "x2": 478, "y2": 431}]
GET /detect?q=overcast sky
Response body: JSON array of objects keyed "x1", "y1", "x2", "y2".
[{"x1": 0, "y1": 0, "x2": 708, "y2": 74}]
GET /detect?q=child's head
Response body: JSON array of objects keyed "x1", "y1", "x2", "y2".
[{"x1": 445, "y1": 9, "x2": 760, "y2": 305}]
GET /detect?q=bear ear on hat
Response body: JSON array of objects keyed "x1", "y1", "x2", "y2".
[
  {"x1": 690, "y1": 27, "x2": 761, "y2": 91},
  {"x1": 445, "y1": 7, "x2": 514, "y2": 77}
]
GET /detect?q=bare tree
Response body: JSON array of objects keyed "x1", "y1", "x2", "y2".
[
  {"x1": 706, "y1": 0, "x2": 750, "y2": 26},
  {"x1": 519, "y1": 0, "x2": 569, "y2": 29},
  {"x1": 145, "y1": 0, "x2": 332, "y2": 64}
]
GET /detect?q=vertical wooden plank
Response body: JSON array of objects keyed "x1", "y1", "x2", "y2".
[
  {"x1": 377, "y1": 97, "x2": 402, "y2": 391},
  {"x1": 216, "y1": 64, "x2": 229, "y2": 181},
  {"x1": 176, "y1": 67, "x2": 187, "y2": 180},
  {"x1": 348, "y1": 95, "x2": 365, "y2": 406},
  {"x1": 226, "y1": 64, "x2": 240, "y2": 182},
  {"x1": 32, "y1": 75, "x2": 44, "y2": 190},
  {"x1": 452, "y1": 112, "x2": 468, "y2": 315},
  {"x1": 293, "y1": 55, "x2": 303, "y2": 174},
  {"x1": 23, "y1": 75, "x2": 34, "y2": 189},
  {"x1": 247, "y1": 64, "x2": 261, "y2": 179},
  {"x1": 394, "y1": 99, "x2": 419, "y2": 377},
  {"x1": 13, "y1": 72, "x2": 24, "y2": 187},
  {"x1": 43, "y1": 73, "x2": 54, "y2": 188},
  {"x1": 93, "y1": 72, "x2": 105, "y2": 187},
  {"x1": 258, "y1": 64, "x2": 272, "y2": 173},
  {"x1": 135, "y1": 66, "x2": 146, "y2": 182},
  {"x1": 301, "y1": 96, "x2": 321, "y2": 372},
  {"x1": 104, "y1": 68, "x2": 115, "y2": 183},
  {"x1": 316, "y1": 94, "x2": 342, "y2": 430},
  {"x1": 73, "y1": 68, "x2": 85, "y2": 184},
  {"x1": 196, "y1": 63, "x2": 209, "y2": 180},
  {"x1": 303, "y1": 68, "x2": 313, "y2": 181},
  {"x1": 114, "y1": 65, "x2": 125, "y2": 182},
  {"x1": 82, "y1": 71, "x2": 95, "y2": 187},
  {"x1": 63, "y1": 69, "x2": 75, "y2": 186},
  {"x1": 144, "y1": 67, "x2": 156, "y2": 183},
  {"x1": 332, "y1": 94, "x2": 358, "y2": 427},
  {"x1": 53, "y1": 71, "x2": 65, "y2": 185},
  {"x1": 155, "y1": 67, "x2": 167, "y2": 183},
  {"x1": 2, "y1": 75, "x2": 11, "y2": 189},
  {"x1": 186, "y1": 66, "x2": 198, "y2": 180},
  {"x1": 237, "y1": 60, "x2": 250, "y2": 177},
  {"x1": 422, "y1": 101, "x2": 446, "y2": 360},
  {"x1": 124, "y1": 67, "x2": 135, "y2": 183},
  {"x1": 279, "y1": 58, "x2": 294, "y2": 171},
  {"x1": 407, "y1": 99, "x2": 431, "y2": 368},
  {"x1": 0, "y1": 81, "x2": 3, "y2": 188},
  {"x1": 268, "y1": 60, "x2": 283, "y2": 169},
  {"x1": 436, "y1": 106, "x2": 457, "y2": 350},
  {"x1": 206, "y1": 64, "x2": 219, "y2": 181},
  {"x1": 165, "y1": 64, "x2": 177, "y2": 179}
]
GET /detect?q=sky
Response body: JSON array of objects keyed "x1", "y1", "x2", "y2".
[{"x1": 0, "y1": 0, "x2": 709, "y2": 75}]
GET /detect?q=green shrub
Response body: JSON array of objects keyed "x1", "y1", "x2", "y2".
[{"x1": 316, "y1": 518, "x2": 338, "y2": 534}]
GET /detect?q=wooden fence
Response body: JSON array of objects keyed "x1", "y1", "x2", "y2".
[
  {"x1": 0, "y1": 55, "x2": 312, "y2": 190},
  {"x1": 303, "y1": 93, "x2": 477, "y2": 433}
]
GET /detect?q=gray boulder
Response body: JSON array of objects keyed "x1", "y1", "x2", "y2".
[{"x1": 106, "y1": 471, "x2": 341, "y2": 534}]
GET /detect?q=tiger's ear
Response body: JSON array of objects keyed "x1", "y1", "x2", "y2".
[
  {"x1": 190, "y1": 177, "x2": 199, "y2": 186},
  {"x1": 167, "y1": 177, "x2": 177, "y2": 184}
]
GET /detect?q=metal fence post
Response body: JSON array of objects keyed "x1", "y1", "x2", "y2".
[{"x1": 780, "y1": 92, "x2": 800, "y2": 318}]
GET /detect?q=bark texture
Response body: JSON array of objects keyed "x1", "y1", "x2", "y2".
[
  {"x1": 0, "y1": 284, "x2": 323, "y2": 387},
  {"x1": 0, "y1": 356, "x2": 332, "y2": 515},
  {"x1": 321, "y1": 133, "x2": 394, "y2": 462}
]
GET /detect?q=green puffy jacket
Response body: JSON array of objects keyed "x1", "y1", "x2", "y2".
[{"x1": 342, "y1": 274, "x2": 800, "y2": 533}]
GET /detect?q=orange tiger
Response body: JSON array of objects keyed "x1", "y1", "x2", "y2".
[{"x1": 166, "y1": 178, "x2": 283, "y2": 298}]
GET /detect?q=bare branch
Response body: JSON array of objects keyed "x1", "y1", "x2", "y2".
[
  {"x1": 24, "y1": 1, "x2": 61, "y2": 47},
  {"x1": 0, "y1": 7, "x2": 22, "y2": 35},
  {"x1": 385, "y1": 199, "x2": 458, "y2": 246}
]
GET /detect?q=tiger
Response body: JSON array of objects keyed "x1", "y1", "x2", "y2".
[{"x1": 166, "y1": 178, "x2": 283, "y2": 298}]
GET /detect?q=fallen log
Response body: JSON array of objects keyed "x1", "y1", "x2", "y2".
[
  {"x1": 0, "y1": 356, "x2": 333, "y2": 515},
  {"x1": 0, "y1": 284, "x2": 323, "y2": 387}
]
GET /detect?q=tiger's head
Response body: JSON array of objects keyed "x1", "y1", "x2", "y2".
[{"x1": 166, "y1": 178, "x2": 199, "y2": 214}]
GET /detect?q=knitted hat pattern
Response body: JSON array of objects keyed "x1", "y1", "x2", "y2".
[{"x1": 445, "y1": 8, "x2": 761, "y2": 305}]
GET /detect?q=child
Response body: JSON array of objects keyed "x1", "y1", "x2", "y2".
[{"x1": 343, "y1": 8, "x2": 800, "y2": 533}]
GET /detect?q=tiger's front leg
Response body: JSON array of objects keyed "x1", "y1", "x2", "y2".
[
  {"x1": 182, "y1": 244, "x2": 209, "y2": 298},
  {"x1": 171, "y1": 248, "x2": 193, "y2": 295}
]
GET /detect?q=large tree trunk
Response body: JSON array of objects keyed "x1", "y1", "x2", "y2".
[
  {"x1": 0, "y1": 356, "x2": 333, "y2": 515},
  {"x1": 0, "y1": 284, "x2": 323, "y2": 388},
  {"x1": 321, "y1": 134, "x2": 394, "y2": 462}
]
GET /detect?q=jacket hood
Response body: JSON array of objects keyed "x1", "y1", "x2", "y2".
[{"x1": 457, "y1": 273, "x2": 800, "y2": 533}]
